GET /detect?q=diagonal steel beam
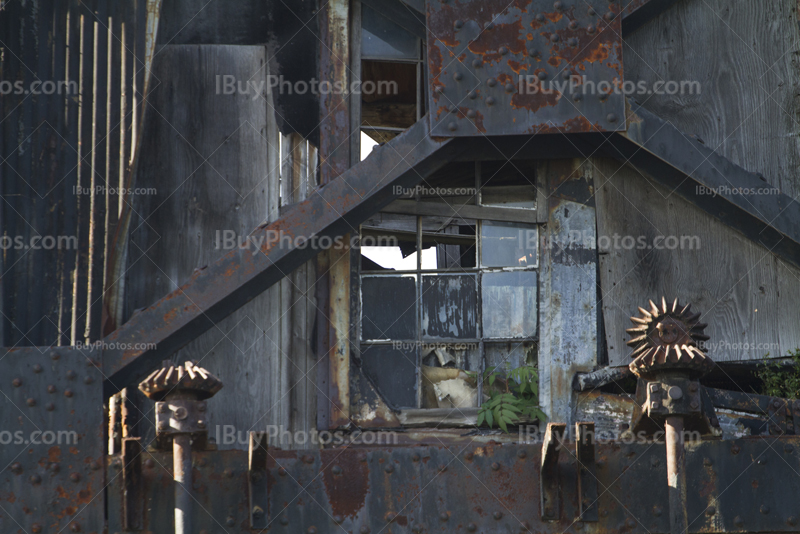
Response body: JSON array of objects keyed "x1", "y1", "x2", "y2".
[
  {"x1": 102, "y1": 119, "x2": 462, "y2": 394},
  {"x1": 603, "y1": 99, "x2": 800, "y2": 271},
  {"x1": 621, "y1": 0, "x2": 685, "y2": 35}
]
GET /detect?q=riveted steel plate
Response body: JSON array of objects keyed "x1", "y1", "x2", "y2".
[
  {"x1": 0, "y1": 347, "x2": 104, "y2": 534},
  {"x1": 427, "y1": 0, "x2": 625, "y2": 136}
]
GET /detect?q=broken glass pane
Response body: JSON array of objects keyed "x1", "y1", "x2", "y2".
[
  {"x1": 482, "y1": 271, "x2": 538, "y2": 338},
  {"x1": 360, "y1": 344, "x2": 418, "y2": 408},
  {"x1": 480, "y1": 221, "x2": 538, "y2": 268},
  {"x1": 421, "y1": 274, "x2": 477, "y2": 339},
  {"x1": 361, "y1": 275, "x2": 418, "y2": 340},
  {"x1": 484, "y1": 341, "x2": 538, "y2": 375}
]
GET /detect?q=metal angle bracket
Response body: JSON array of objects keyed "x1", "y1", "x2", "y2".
[
  {"x1": 426, "y1": 0, "x2": 626, "y2": 136},
  {"x1": 576, "y1": 422, "x2": 599, "y2": 522},
  {"x1": 540, "y1": 422, "x2": 566, "y2": 521}
]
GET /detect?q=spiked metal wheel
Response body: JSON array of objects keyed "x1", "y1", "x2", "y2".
[{"x1": 627, "y1": 297, "x2": 714, "y2": 377}]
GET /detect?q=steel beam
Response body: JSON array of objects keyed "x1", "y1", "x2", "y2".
[
  {"x1": 603, "y1": 99, "x2": 800, "y2": 271},
  {"x1": 102, "y1": 119, "x2": 461, "y2": 394},
  {"x1": 621, "y1": 0, "x2": 684, "y2": 35}
]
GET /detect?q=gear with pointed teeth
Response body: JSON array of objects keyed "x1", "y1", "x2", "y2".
[
  {"x1": 627, "y1": 297, "x2": 714, "y2": 377},
  {"x1": 139, "y1": 360, "x2": 223, "y2": 401}
]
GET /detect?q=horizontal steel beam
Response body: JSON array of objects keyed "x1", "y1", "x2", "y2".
[
  {"x1": 603, "y1": 99, "x2": 800, "y2": 271},
  {"x1": 102, "y1": 119, "x2": 461, "y2": 394},
  {"x1": 621, "y1": 0, "x2": 684, "y2": 35}
]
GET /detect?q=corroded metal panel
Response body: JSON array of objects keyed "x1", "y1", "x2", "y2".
[
  {"x1": 0, "y1": 347, "x2": 104, "y2": 534},
  {"x1": 426, "y1": 0, "x2": 625, "y2": 136}
]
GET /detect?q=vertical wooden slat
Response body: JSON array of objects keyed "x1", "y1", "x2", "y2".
[
  {"x1": 278, "y1": 133, "x2": 293, "y2": 438},
  {"x1": 86, "y1": 0, "x2": 108, "y2": 341},
  {"x1": 105, "y1": 0, "x2": 123, "y2": 311}
]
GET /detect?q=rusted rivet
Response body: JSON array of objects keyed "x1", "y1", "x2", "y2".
[
  {"x1": 653, "y1": 505, "x2": 663, "y2": 517},
  {"x1": 66, "y1": 370, "x2": 76, "y2": 379},
  {"x1": 517, "y1": 449, "x2": 527, "y2": 459},
  {"x1": 50, "y1": 351, "x2": 59, "y2": 360},
  {"x1": 439, "y1": 512, "x2": 449, "y2": 522},
  {"x1": 469, "y1": 91, "x2": 478, "y2": 100},
  {"x1": 307, "y1": 527, "x2": 317, "y2": 534},
  {"x1": 568, "y1": 37, "x2": 578, "y2": 47},
  {"x1": 588, "y1": 7, "x2": 596, "y2": 15},
  {"x1": 26, "y1": 398, "x2": 36, "y2": 407},
  {"x1": 528, "y1": 49, "x2": 539, "y2": 57},
  {"x1": 625, "y1": 518, "x2": 636, "y2": 528},
  {"x1": 331, "y1": 465, "x2": 342, "y2": 475},
  {"x1": 278, "y1": 467, "x2": 287, "y2": 476},
  {"x1": 493, "y1": 511, "x2": 503, "y2": 520},
  {"x1": 197, "y1": 420, "x2": 206, "y2": 429},
  {"x1": 174, "y1": 407, "x2": 188, "y2": 420},
  {"x1": 12, "y1": 378, "x2": 21, "y2": 387},
  {"x1": 157, "y1": 403, "x2": 168, "y2": 414},
  {"x1": 491, "y1": 462, "x2": 500, "y2": 471},
  {"x1": 587, "y1": 24, "x2": 596, "y2": 34},
  {"x1": 47, "y1": 385, "x2": 56, "y2": 394},
  {"x1": 32, "y1": 524, "x2": 42, "y2": 533},
  {"x1": 787, "y1": 516, "x2": 798, "y2": 526},
  {"x1": 333, "y1": 515, "x2": 343, "y2": 524},
  {"x1": 505, "y1": 83, "x2": 515, "y2": 94},
  {"x1": 454, "y1": 20, "x2": 464, "y2": 30},
  {"x1": 690, "y1": 400, "x2": 699, "y2": 410},
  {"x1": 705, "y1": 506, "x2": 716, "y2": 517},
  {"x1": 550, "y1": 34, "x2": 560, "y2": 43},
  {"x1": 703, "y1": 458, "x2": 712, "y2": 466},
  {"x1": 64, "y1": 389, "x2": 74, "y2": 398},
  {"x1": 32, "y1": 364, "x2": 42, "y2": 373},
  {"x1": 69, "y1": 523, "x2": 81, "y2": 533},
  {"x1": 385, "y1": 464, "x2": 394, "y2": 473},
  {"x1": 467, "y1": 523, "x2": 477, "y2": 532},
  {"x1": 472, "y1": 59, "x2": 482, "y2": 68},
  {"x1": 454, "y1": 72, "x2": 463, "y2": 81},
  {"x1": 84, "y1": 376, "x2": 94, "y2": 385},
  {"x1": 486, "y1": 96, "x2": 496, "y2": 106},
  {"x1": 607, "y1": 113, "x2": 618, "y2": 123},
  {"x1": 466, "y1": 109, "x2": 476, "y2": 118},
  {"x1": 411, "y1": 453, "x2": 420, "y2": 462},
  {"x1": 49, "y1": 462, "x2": 60, "y2": 473},
  {"x1": 537, "y1": 71, "x2": 548, "y2": 80},
  {"x1": 449, "y1": 104, "x2": 458, "y2": 113},
  {"x1": 688, "y1": 383, "x2": 698, "y2": 393},
  {"x1": 554, "y1": 0, "x2": 563, "y2": 10},
  {"x1": 91, "y1": 461, "x2": 101, "y2": 471},
  {"x1": 604, "y1": 11, "x2": 615, "y2": 21},
  {"x1": 279, "y1": 515, "x2": 289, "y2": 525},
  {"x1": 30, "y1": 474, "x2": 42, "y2": 484},
  {"x1": 144, "y1": 458, "x2": 155, "y2": 469},
  {"x1": 536, "y1": 13, "x2": 545, "y2": 22},
  {"x1": 448, "y1": 122, "x2": 458, "y2": 132},
  {"x1": 486, "y1": 22, "x2": 494, "y2": 30},
  {"x1": 499, "y1": 46, "x2": 508, "y2": 55},
  {"x1": 465, "y1": 451, "x2": 474, "y2": 461},
  {"x1": 226, "y1": 516, "x2": 235, "y2": 527},
  {"x1": 439, "y1": 464, "x2": 447, "y2": 473},
  {"x1": 760, "y1": 505, "x2": 770, "y2": 515},
  {"x1": 360, "y1": 527, "x2": 370, "y2": 534},
  {"x1": 10, "y1": 462, "x2": 22, "y2": 474},
  {"x1": 774, "y1": 400, "x2": 782, "y2": 408},
  {"x1": 70, "y1": 472, "x2": 81, "y2": 482},
  {"x1": 435, "y1": 86, "x2": 444, "y2": 94},
  {"x1": 650, "y1": 457, "x2": 660, "y2": 468},
  {"x1": 386, "y1": 512, "x2": 396, "y2": 523},
  {"x1": 569, "y1": 20, "x2": 578, "y2": 30},
  {"x1": 731, "y1": 445, "x2": 740, "y2": 455},
  {"x1": 487, "y1": 78, "x2": 497, "y2": 87},
  {"x1": 197, "y1": 402, "x2": 206, "y2": 412}
]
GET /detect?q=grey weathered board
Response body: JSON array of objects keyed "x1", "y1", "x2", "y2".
[
  {"x1": 595, "y1": 158, "x2": 800, "y2": 366},
  {"x1": 127, "y1": 45, "x2": 317, "y2": 450},
  {"x1": 624, "y1": 0, "x2": 800, "y2": 197}
]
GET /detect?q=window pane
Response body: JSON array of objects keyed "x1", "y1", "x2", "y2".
[
  {"x1": 361, "y1": 275, "x2": 417, "y2": 340},
  {"x1": 362, "y1": 5, "x2": 419, "y2": 60},
  {"x1": 480, "y1": 221, "x2": 538, "y2": 268},
  {"x1": 360, "y1": 345, "x2": 418, "y2": 408},
  {"x1": 482, "y1": 271, "x2": 537, "y2": 338},
  {"x1": 421, "y1": 275, "x2": 477, "y2": 339},
  {"x1": 485, "y1": 341, "x2": 537, "y2": 374}
]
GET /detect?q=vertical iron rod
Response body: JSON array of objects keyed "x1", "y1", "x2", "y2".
[
  {"x1": 173, "y1": 434, "x2": 192, "y2": 534},
  {"x1": 665, "y1": 416, "x2": 688, "y2": 534}
]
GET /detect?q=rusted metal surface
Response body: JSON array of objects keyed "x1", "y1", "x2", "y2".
[
  {"x1": 426, "y1": 0, "x2": 625, "y2": 136},
  {"x1": 540, "y1": 422, "x2": 566, "y2": 521},
  {"x1": 249, "y1": 432, "x2": 269, "y2": 528},
  {"x1": 576, "y1": 422, "x2": 598, "y2": 522},
  {"x1": 0, "y1": 347, "x2": 104, "y2": 533},
  {"x1": 102, "y1": 119, "x2": 461, "y2": 393},
  {"x1": 328, "y1": 241, "x2": 351, "y2": 427},
  {"x1": 608, "y1": 98, "x2": 800, "y2": 272},
  {"x1": 122, "y1": 437, "x2": 143, "y2": 531},
  {"x1": 173, "y1": 434, "x2": 193, "y2": 534}
]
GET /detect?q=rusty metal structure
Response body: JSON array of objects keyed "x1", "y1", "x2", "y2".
[{"x1": 3, "y1": 0, "x2": 800, "y2": 533}]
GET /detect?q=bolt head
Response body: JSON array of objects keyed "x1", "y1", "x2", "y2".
[
  {"x1": 467, "y1": 523, "x2": 477, "y2": 532},
  {"x1": 64, "y1": 389, "x2": 74, "y2": 398},
  {"x1": 550, "y1": 34, "x2": 560, "y2": 43},
  {"x1": 493, "y1": 511, "x2": 503, "y2": 520},
  {"x1": 69, "y1": 523, "x2": 81, "y2": 532},
  {"x1": 385, "y1": 513, "x2": 396, "y2": 523},
  {"x1": 157, "y1": 421, "x2": 167, "y2": 431},
  {"x1": 760, "y1": 505, "x2": 770, "y2": 515},
  {"x1": 499, "y1": 46, "x2": 508, "y2": 55},
  {"x1": 303, "y1": 455, "x2": 314, "y2": 464},
  {"x1": 517, "y1": 449, "x2": 527, "y2": 459},
  {"x1": 226, "y1": 516, "x2": 235, "y2": 527},
  {"x1": 47, "y1": 385, "x2": 56, "y2": 394},
  {"x1": 454, "y1": 72, "x2": 463, "y2": 81},
  {"x1": 653, "y1": 505, "x2": 663, "y2": 517},
  {"x1": 174, "y1": 406, "x2": 188, "y2": 421},
  {"x1": 197, "y1": 420, "x2": 206, "y2": 429},
  {"x1": 70, "y1": 472, "x2": 81, "y2": 482},
  {"x1": 144, "y1": 458, "x2": 155, "y2": 469},
  {"x1": 26, "y1": 398, "x2": 36, "y2": 407},
  {"x1": 385, "y1": 464, "x2": 394, "y2": 473},
  {"x1": 472, "y1": 59, "x2": 482, "y2": 68},
  {"x1": 569, "y1": 20, "x2": 578, "y2": 30},
  {"x1": 360, "y1": 527, "x2": 370, "y2": 534},
  {"x1": 197, "y1": 402, "x2": 207, "y2": 412},
  {"x1": 331, "y1": 465, "x2": 342, "y2": 475},
  {"x1": 84, "y1": 376, "x2": 94, "y2": 384},
  {"x1": 486, "y1": 96, "x2": 496, "y2": 106},
  {"x1": 49, "y1": 462, "x2": 60, "y2": 473},
  {"x1": 50, "y1": 351, "x2": 59, "y2": 360},
  {"x1": 439, "y1": 512, "x2": 449, "y2": 521},
  {"x1": 587, "y1": 24, "x2": 596, "y2": 33},
  {"x1": 607, "y1": 113, "x2": 618, "y2": 124},
  {"x1": 333, "y1": 515, "x2": 343, "y2": 524},
  {"x1": 32, "y1": 524, "x2": 42, "y2": 533},
  {"x1": 66, "y1": 370, "x2": 76, "y2": 379},
  {"x1": 703, "y1": 458, "x2": 712, "y2": 466},
  {"x1": 32, "y1": 364, "x2": 42, "y2": 373},
  {"x1": 705, "y1": 506, "x2": 716, "y2": 517},
  {"x1": 447, "y1": 122, "x2": 458, "y2": 132},
  {"x1": 467, "y1": 110, "x2": 477, "y2": 119},
  {"x1": 787, "y1": 516, "x2": 798, "y2": 526}
]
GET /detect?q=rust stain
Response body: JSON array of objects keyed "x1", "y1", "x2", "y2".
[
  {"x1": 467, "y1": 20, "x2": 526, "y2": 64},
  {"x1": 320, "y1": 450, "x2": 369, "y2": 518}
]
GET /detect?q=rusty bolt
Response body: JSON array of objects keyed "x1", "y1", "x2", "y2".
[
  {"x1": 226, "y1": 516, "x2": 235, "y2": 527},
  {"x1": 625, "y1": 518, "x2": 636, "y2": 528},
  {"x1": 66, "y1": 370, "x2": 76, "y2": 379},
  {"x1": 69, "y1": 523, "x2": 81, "y2": 533},
  {"x1": 487, "y1": 78, "x2": 497, "y2": 87},
  {"x1": 472, "y1": 59, "x2": 482, "y2": 69},
  {"x1": 279, "y1": 516, "x2": 289, "y2": 525},
  {"x1": 411, "y1": 453, "x2": 420, "y2": 462},
  {"x1": 703, "y1": 458, "x2": 712, "y2": 466},
  {"x1": 439, "y1": 512, "x2": 449, "y2": 522},
  {"x1": 64, "y1": 389, "x2": 74, "y2": 398},
  {"x1": 44, "y1": 401, "x2": 54, "y2": 412},
  {"x1": 607, "y1": 114, "x2": 618, "y2": 124},
  {"x1": 307, "y1": 527, "x2": 317, "y2": 534},
  {"x1": 731, "y1": 445, "x2": 740, "y2": 455},
  {"x1": 517, "y1": 449, "x2": 527, "y2": 459},
  {"x1": 604, "y1": 11, "x2": 616, "y2": 21},
  {"x1": 174, "y1": 406, "x2": 188, "y2": 420},
  {"x1": 333, "y1": 515, "x2": 343, "y2": 524},
  {"x1": 499, "y1": 46, "x2": 508, "y2": 55},
  {"x1": 760, "y1": 505, "x2": 770, "y2": 515},
  {"x1": 568, "y1": 38, "x2": 578, "y2": 47},
  {"x1": 486, "y1": 22, "x2": 494, "y2": 30},
  {"x1": 588, "y1": 7, "x2": 596, "y2": 15},
  {"x1": 491, "y1": 462, "x2": 500, "y2": 471},
  {"x1": 331, "y1": 465, "x2": 342, "y2": 475},
  {"x1": 705, "y1": 506, "x2": 716, "y2": 517},
  {"x1": 360, "y1": 527, "x2": 370, "y2": 534},
  {"x1": 486, "y1": 96, "x2": 496, "y2": 106},
  {"x1": 197, "y1": 419, "x2": 206, "y2": 429},
  {"x1": 587, "y1": 24, "x2": 596, "y2": 33},
  {"x1": 70, "y1": 472, "x2": 81, "y2": 483},
  {"x1": 385, "y1": 512, "x2": 396, "y2": 523},
  {"x1": 32, "y1": 524, "x2": 42, "y2": 533},
  {"x1": 49, "y1": 462, "x2": 60, "y2": 473},
  {"x1": 493, "y1": 511, "x2": 503, "y2": 520},
  {"x1": 157, "y1": 421, "x2": 167, "y2": 432},
  {"x1": 47, "y1": 385, "x2": 56, "y2": 394},
  {"x1": 26, "y1": 398, "x2": 36, "y2": 407},
  {"x1": 447, "y1": 122, "x2": 458, "y2": 132},
  {"x1": 385, "y1": 464, "x2": 394, "y2": 474},
  {"x1": 91, "y1": 461, "x2": 101, "y2": 471},
  {"x1": 688, "y1": 383, "x2": 698, "y2": 393},
  {"x1": 690, "y1": 400, "x2": 700, "y2": 410},
  {"x1": 32, "y1": 364, "x2": 42, "y2": 373},
  {"x1": 787, "y1": 516, "x2": 798, "y2": 526},
  {"x1": 302, "y1": 455, "x2": 314, "y2": 464},
  {"x1": 157, "y1": 403, "x2": 168, "y2": 414},
  {"x1": 454, "y1": 72, "x2": 463, "y2": 82},
  {"x1": 30, "y1": 474, "x2": 42, "y2": 484},
  {"x1": 467, "y1": 523, "x2": 477, "y2": 532},
  {"x1": 504, "y1": 83, "x2": 515, "y2": 94},
  {"x1": 536, "y1": 13, "x2": 545, "y2": 22},
  {"x1": 84, "y1": 376, "x2": 94, "y2": 385},
  {"x1": 774, "y1": 400, "x2": 782, "y2": 409},
  {"x1": 197, "y1": 402, "x2": 207, "y2": 412},
  {"x1": 50, "y1": 351, "x2": 59, "y2": 360},
  {"x1": 569, "y1": 20, "x2": 578, "y2": 30},
  {"x1": 668, "y1": 386, "x2": 683, "y2": 400},
  {"x1": 467, "y1": 110, "x2": 477, "y2": 119},
  {"x1": 453, "y1": 20, "x2": 464, "y2": 30},
  {"x1": 554, "y1": 1, "x2": 563, "y2": 10},
  {"x1": 550, "y1": 34, "x2": 560, "y2": 43},
  {"x1": 143, "y1": 458, "x2": 154, "y2": 469}
]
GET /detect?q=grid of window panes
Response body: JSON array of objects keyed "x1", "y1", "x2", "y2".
[{"x1": 357, "y1": 161, "x2": 539, "y2": 411}]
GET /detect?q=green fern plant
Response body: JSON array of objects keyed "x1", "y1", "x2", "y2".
[{"x1": 476, "y1": 364, "x2": 547, "y2": 432}]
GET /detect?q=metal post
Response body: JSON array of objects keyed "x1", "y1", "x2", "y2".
[
  {"x1": 173, "y1": 434, "x2": 192, "y2": 534},
  {"x1": 665, "y1": 416, "x2": 688, "y2": 534}
]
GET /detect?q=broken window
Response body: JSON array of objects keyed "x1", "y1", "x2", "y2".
[{"x1": 355, "y1": 161, "x2": 541, "y2": 419}]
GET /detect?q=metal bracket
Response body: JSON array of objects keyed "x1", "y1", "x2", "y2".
[
  {"x1": 540, "y1": 422, "x2": 566, "y2": 521},
  {"x1": 576, "y1": 422, "x2": 598, "y2": 522},
  {"x1": 249, "y1": 431, "x2": 269, "y2": 528},
  {"x1": 155, "y1": 399, "x2": 208, "y2": 437}
]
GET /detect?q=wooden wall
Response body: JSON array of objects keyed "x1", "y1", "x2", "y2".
[{"x1": 126, "y1": 45, "x2": 318, "y2": 449}]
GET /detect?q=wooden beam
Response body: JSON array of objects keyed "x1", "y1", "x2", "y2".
[{"x1": 381, "y1": 199, "x2": 538, "y2": 223}]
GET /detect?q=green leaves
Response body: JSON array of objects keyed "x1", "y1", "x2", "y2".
[
  {"x1": 476, "y1": 365, "x2": 546, "y2": 433},
  {"x1": 758, "y1": 349, "x2": 800, "y2": 400}
]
